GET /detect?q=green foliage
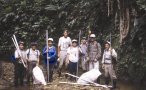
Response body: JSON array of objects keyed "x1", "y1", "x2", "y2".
[
  {"x1": 0, "y1": 0, "x2": 146, "y2": 84},
  {"x1": 137, "y1": 0, "x2": 146, "y2": 10}
]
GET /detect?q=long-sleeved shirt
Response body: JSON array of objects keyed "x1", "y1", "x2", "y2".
[
  {"x1": 102, "y1": 48, "x2": 117, "y2": 64},
  {"x1": 43, "y1": 46, "x2": 57, "y2": 65},
  {"x1": 87, "y1": 41, "x2": 101, "y2": 61}
]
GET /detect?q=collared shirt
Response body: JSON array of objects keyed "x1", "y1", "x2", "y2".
[
  {"x1": 26, "y1": 48, "x2": 40, "y2": 62},
  {"x1": 102, "y1": 48, "x2": 117, "y2": 64},
  {"x1": 43, "y1": 46, "x2": 57, "y2": 64},
  {"x1": 88, "y1": 41, "x2": 101, "y2": 61},
  {"x1": 58, "y1": 36, "x2": 72, "y2": 51},
  {"x1": 104, "y1": 50, "x2": 112, "y2": 64},
  {"x1": 15, "y1": 49, "x2": 27, "y2": 63}
]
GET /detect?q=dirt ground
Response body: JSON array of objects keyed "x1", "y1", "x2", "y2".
[{"x1": 0, "y1": 62, "x2": 109, "y2": 90}]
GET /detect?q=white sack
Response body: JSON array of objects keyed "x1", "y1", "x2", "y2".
[
  {"x1": 33, "y1": 66, "x2": 47, "y2": 85},
  {"x1": 77, "y1": 69, "x2": 101, "y2": 84}
]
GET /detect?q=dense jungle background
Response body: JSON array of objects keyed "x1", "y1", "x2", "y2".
[{"x1": 0, "y1": 0, "x2": 146, "y2": 88}]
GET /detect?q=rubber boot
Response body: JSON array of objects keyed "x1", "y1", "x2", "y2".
[
  {"x1": 105, "y1": 77, "x2": 109, "y2": 85},
  {"x1": 57, "y1": 69, "x2": 61, "y2": 77},
  {"x1": 96, "y1": 75, "x2": 101, "y2": 84},
  {"x1": 112, "y1": 79, "x2": 117, "y2": 89}
]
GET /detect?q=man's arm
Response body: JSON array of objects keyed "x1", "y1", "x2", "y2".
[
  {"x1": 58, "y1": 37, "x2": 61, "y2": 57},
  {"x1": 96, "y1": 43, "x2": 101, "y2": 60},
  {"x1": 69, "y1": 37, "x2": 72, "y2": 46},
  {"x1": 50, "y1": 47, "x2": 57, "y2": 59},
  {"x1": 112, "y1": 49, "x2": 117, "y2": 59},
  {"x1": 15, "y1": 50, "x2": 20, "y2": 61}
]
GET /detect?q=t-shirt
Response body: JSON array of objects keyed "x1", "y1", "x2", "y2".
[
  {"x1": 58, "y1": 36, "x2": 72, "y2": 51},
  {"x1": 15, "y1": 49, "x2": 27, "y2": 63},
  {"x1": 67, "y1": 47, "x2": 81, "y2": 63},
  {"x1": 26, "y1": 49, "x2": 40, "y2": 62}
]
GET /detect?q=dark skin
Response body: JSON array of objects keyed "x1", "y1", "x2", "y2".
[
  {"x1": 105, "y1": 43, "x2": 110, "y2": 50},
  {"x1": 48, "y1": 40, "x2": 53, "y2": 47}
]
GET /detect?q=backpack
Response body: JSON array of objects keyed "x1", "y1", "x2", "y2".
[{"x1": 10, "y1": 55, "x2": 16, "y2": 62}]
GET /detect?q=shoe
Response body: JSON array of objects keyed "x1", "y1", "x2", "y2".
[
  {"x1": 105, "y1": 77, "x2": 109, "y2": 85},
  {"x1": 58, "y1": 70, "x2": 61, "y2": 77},
  {"x1": 112, "y1": 79, "x2": 117, "y2": 89}
]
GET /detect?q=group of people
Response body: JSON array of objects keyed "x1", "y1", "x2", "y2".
[{"x1": 13, "y1": 30, "x2": 118, "y2": 89}]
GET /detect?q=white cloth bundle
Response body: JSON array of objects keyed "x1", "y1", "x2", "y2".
[
  {"x1": 77, "y1": 69, "x2": 101, "y2": 84},
  {"x1": 33, "y1": 66, "x2": 47, "y2": 85}
]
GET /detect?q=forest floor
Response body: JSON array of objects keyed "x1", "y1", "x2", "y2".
[
  {"x1": 0, "y1": 61, "x2": 145, "y2": 90},
  {"x1": 0, "y1": 61, "x2": 110, "y2": 90}
]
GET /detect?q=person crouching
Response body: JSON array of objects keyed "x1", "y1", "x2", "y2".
[
  {"x1": 67, "y1": 39, "x2": 82, "y2": 81},
  {"x1": 43, "y1": 38, "x2": 57, "y2": 82}
]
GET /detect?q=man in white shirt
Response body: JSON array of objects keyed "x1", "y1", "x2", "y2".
[
  {"x1": 26, "y1": 42, "x2": 40, "y2": 85},
  {"x1": 102, "y1": 41, "x2": 117, "y2": 89},
  {"x1": 58, "y1": 30, "x2": 72, "y2": 77},
  {"x1": 14, "y1": 41, "x2": 27, "y2": 87}
]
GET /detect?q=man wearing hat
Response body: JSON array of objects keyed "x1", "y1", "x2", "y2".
[
  {"x1": 102, "y1": 41, "x2": 117, "y2": 89},
  {"x1": 43, "y1": 38, "x2": 57, "y2": 82},
  {"x1": 26, "y1": 42, "x2": 40, "y2": 85},
  {"x1": 67, "y1": 39, "x2": 82, "y2": 81},
  {"x1": 58, "y1": 30, "x2": 72, "y2": 77},
  {"x1": 14, "y1": 41, "x2": 27, "y2": 87},
  {"x1": 80, "y1": 37, "x2": 88, "y2": 72},
  {"x1": 87, "y1": 34, "x2": 101, "y2": 71}
]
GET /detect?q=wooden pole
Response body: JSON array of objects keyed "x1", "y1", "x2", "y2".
[
  {"x1": 66, "y1": 73, "x2": 108, "y2": 88},
  {"x1": 77, "y1": 30, "x2": 81, "y2": 79}
]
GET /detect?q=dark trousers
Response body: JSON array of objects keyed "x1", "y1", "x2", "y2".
[
  {"x1": 27, "y1": 61, "x2": 37, "y2": 84},
  {"x1": 68, "y1": 61, "x2": 77, "y2": 80},
  {"x1": 46, "y1": 64, "x2": 55, "y2": 82},
  {"x1": 14, "y1": 62, "x2": 26, "y2": 86}
]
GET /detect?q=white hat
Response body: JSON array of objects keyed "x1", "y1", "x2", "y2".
[
  {"x1": 106, "y1": 41, "x2": 111, "y2": 45},
  {"x1": 72, "y1": 39, "x2": 77, "y2": 42},
  {"x1": 90, "y1": 34, "x2": 96, "y2": 38},
  {"x1": 48, "y1": 38, "x2": 53, "y2": 42}
]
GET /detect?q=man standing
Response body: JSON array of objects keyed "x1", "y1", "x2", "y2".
[
  {"x1": 80, "y1": 37, "x2": 88, "y2": 72},
  {"x1": 58, "y1": 30, "x2": 72, "y2": 77},
  {"x1": 26, "y1": 42, "x2": 40, "y2": 85},
  {"x1": 43, "y1": 38, "x2": 57, "y2": 82},
  {"x1": 87, "y1": 34, "x2": 101, "y2": 71},
  {"x1": 102, "y1": 41, "x2": 117, "y2": 89},
  {"x1": 14, "y1": 41, "x2": 27, "y2": 87}
]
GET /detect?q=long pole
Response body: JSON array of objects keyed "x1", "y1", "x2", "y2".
[
  {"x1": 66, "y1": 73, "x2": 108, "y2": 88},
  {"x1": 46, "y1": 30, "x2": 49, "y2": 83},
  {"x1": 77, "y1": 30, "x2": 81, "y2": 78}
]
